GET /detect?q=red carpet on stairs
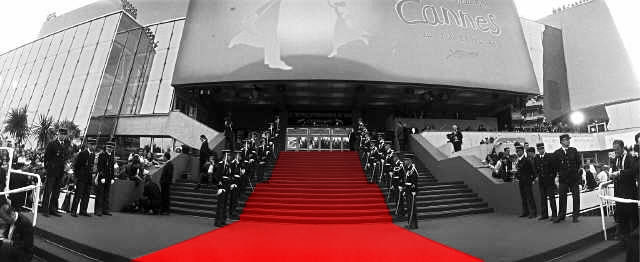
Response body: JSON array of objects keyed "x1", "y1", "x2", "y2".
[{"x1": 135, "y1": 152, "x2": 481, "y2": 262}]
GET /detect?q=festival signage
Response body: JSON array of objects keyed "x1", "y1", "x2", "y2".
[{"x1": 174, "y1": 0, "x2": 537, "y2": 94}]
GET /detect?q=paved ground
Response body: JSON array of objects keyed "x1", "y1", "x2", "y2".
[
  {"x1": 394, "y1": 213, "x2": 616, "y2": 262},
  {"x1": 35, "y1": 212, "x2": 219, "y2": 259}
]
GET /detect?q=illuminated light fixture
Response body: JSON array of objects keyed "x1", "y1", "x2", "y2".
[{"x1": 569, "y1": 111, "x2": 585, "y2": 125}]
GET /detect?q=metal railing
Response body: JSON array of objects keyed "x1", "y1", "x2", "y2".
[
  {"x1": 597, "y1": 180, "x2": 640, "y2": 240},
  {"x1": 0, "y1": 147, "x2": 43, "y2": 226}
]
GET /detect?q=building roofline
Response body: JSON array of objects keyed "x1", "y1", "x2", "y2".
[{"x1": 0, "y1": 10, "x2": 125, "y2": 57}]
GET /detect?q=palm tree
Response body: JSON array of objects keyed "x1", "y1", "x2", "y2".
[
  {"x1": 3, "y1": 106, "x2": 30, "y2": 148},
  {"x1": 54, "y1": 120, "x2": 81, "y2": 139},
  {"x1": 33, "y1": 114, "x2": 54, "y2": 149}
]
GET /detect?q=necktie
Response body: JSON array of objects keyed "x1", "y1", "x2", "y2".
[{"x1": 8, "y1": 223, "x2": 15, "y2": 240}]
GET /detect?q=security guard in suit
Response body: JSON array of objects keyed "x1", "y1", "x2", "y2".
[
  {"x1": 404, "y1": 160, "x2": 419, "y2": 229},
  {"x1": 70, "y1": 139, "x2": 96, "y2": 217},
  {"x1": 534, "y1": 143, "x2": 558, "y2": 220},
  {"x1": 215, "y1": 150, "x2": 232, "y2": 227},
  {"x1": 516, "y1": 146, "x2": 537, "y2": 218},
  {"x1": 552, "y1": 134, "x2": 581, "y2": 223},
  {"x1": 42, "y1": 128, "x2": 69, "y2": 217},
  {"x1": 609, "y1": 140, "x2": 639, "y2": 240}
]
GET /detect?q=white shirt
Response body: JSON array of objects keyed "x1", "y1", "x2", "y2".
[{"x1": 597, "y1": 171, "x2": 609, "y2": 183}]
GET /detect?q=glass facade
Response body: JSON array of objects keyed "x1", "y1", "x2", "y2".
[
  {"x1": 0, "y1": 11, "x2": 186, "y2": 148},
  {"x1": 0, "y1": 13, "x2": 121, "y2": 140}
]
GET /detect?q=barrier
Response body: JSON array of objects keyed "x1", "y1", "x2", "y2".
[
  {"x1": 0, "y1": 147, "x2": 43, "y2": 226},
  {"x1": 597, "y1": 181, "x2": 639, "y2": 240}
]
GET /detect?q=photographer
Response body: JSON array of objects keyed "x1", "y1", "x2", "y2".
[{"x1": 446, "y1": 125, "x2": 463, "y2": 152}]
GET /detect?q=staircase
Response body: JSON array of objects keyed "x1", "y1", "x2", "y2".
[
  {"x1": 240, "y1": 151, "x2": 392, "y2": 224},
  {"x1": 169, "y1": 159, "x2": 278, "y2": 218},
  {"x1": 373, "y1": 132, "x2": 493, "y2": 221}
]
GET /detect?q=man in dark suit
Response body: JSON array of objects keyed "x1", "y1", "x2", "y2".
[
  {"x1": 447, "y1": 125, "x2": 463, "y2": 152},
  {"x1": 160, "y1": 152, "x2": 173, "y2": 215},
  {"x1": 70, "y1": 141, "x2": 96, "y2": 217},
  {"x1": 553, "y1": 134, "x2": 582, "y2": 223},
  {"x1": 195, "y1": 135, "x2": 210, "y2": 190},
  {"x1": 534, "y1": 143, "x2": 558, "y2": 220},
  {"x1": 42, "y1": 129, "x2": 68, "y2": 217},
  {"x1": 224, "y1": 115, "x2": 234, "y2": 151},
  {"x1": 609, "y1": 140, "x2": 639, "y2": 240},
  {"x1": 0, "y1": 197, "x2": 33, "y2": 262},
  {"x1": 95, "y1": 143, "x2": 116, "y2": 216},
  {"x1": 515, "y1": 146, "x2": 537, "y2": 218}
]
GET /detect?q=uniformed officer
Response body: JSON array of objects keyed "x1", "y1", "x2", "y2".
[
  {"x1": 404, "y1": 159, "x2": 419, "y2": 229},
  {"x1": 227, "y1": 151, "x2": 244, "y2": 219},
  {"x1": 516, "y1": 146, "x2": 537, "y2": 218},
  {"x1": 534, "y1": 143, "x2": 558, "y2": 220},
  {"x1": 70, "y1": 139, "x2": 96, "y2": 217},
  {"x1": 42, "y1": 128, "x2": 68, "y2": 217},
  {"x1": 215, "y1": 150, "x2": 232, "y2": 227},
  {"x1": 95, "y1": 141, "x2": 116, "y2": 216},
  {"x1": 224, "y1": 114, "x2": 234, "y2": 151},
  {"x1": 552, "y1": 134, "x2": 581, "y2": 223}
]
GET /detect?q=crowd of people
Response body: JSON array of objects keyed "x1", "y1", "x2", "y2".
[{"x1": 354, "y1": 118, "x2": 419, "y2": 229}]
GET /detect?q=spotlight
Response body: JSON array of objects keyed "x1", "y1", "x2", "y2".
[{"x1": 570, "y1": 111, "x2": 585, "y2": 125}]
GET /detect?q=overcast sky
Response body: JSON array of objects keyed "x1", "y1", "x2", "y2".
[{"x1": 0, "y1": 0, "x2": 579, "y2": 54}]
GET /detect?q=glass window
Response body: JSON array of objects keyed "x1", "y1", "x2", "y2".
[
  {"x1": 105, "y1": 29, "x2": 141, "y2": 115},
  {"x1": 7, "y1": 48, "x2": 23, "y2": 70},
  {"x1": 26, "y1": 56, "x2": 54, "y2": 121},
  {"x1": 92, "y1": 73, "x2": 114, "y2": 116},
  {"x1": 0, "y1": 68, "x2": 17, "y2": 115},
  {"x1": 147, "y1": 50, "x2": 167, "y2": 82},
  {"x1": 71, "y1": 23, "x2": 90, "y2": 50},
  {"x1": 118, "y1": 15, "x2": 140, "y2": 33},
  {"x1": 74, "y1": 73, "x2": 102, "y2": 130},
  {"x1": 84, "y1": 18, "x2": 105, "y2": 46},
  {"x1": 46, "y1": 33, "x2": 64, "y2": 58},
  {"x1": 74, "y1": 45, "x2": 96, "y2": 77},
  {"x1": 153, "y1": 81, "x2": 173, "y2": 114},
  {"x1": 17, "y1": 44, "x2": 33, "y2": 66},
  {"x1": 121, "y1": 40, "x2": 153, "y2": 114},
  {"x1": 47, "y1": 78, "x2": 71, "y2": 120},
  {"x1": 0, "y1": 65, "x2": 25, "y2": 116},
  {"x1": 139, "y1": 80, "x2": 160, "y2": 114},
  {"x1": 59, "y1": 75, "x2": 86, "y2": 121},
  {"x1": 92, "y1": 33, "x2": 126, "y2": 117},
  {"x1": 58, "y1": 28, "x2": 77, "y2": 55},
  {"x1": 60, "y1": 48, "x2": 81, "y2": 82},
  {"x1": 27, "y1": 40, "x2": 42, "y2": 63},
  {"x1": 99, "y1": 14, "x2": 121, "y2": 43},
  {"x1": 18, "y1": 59, "x2": 44, "y2": 108},
  {"x1": 169, "y1": 20, "x2": 184, "y2": 48},
  {"x1": 89, "y1": 42, "x2": 111, "y2": 75},
  {"x1": 36, "y1": 36, "x2": 53, "y2": 61},
  {"x1": 154, "y1": 23, "x2": 173, "y2": 50},
  {"x1": 11, "y1": 62, "x2": 35, "y2": 107}
]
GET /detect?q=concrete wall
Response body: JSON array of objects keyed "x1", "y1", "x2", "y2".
[{"x1": 409, "y1": 134, "x2": 541, "y2": 215}]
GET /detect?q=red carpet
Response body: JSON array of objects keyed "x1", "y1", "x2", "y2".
[{"x1": 135, "y1": 152, "x2": 481, "y2": 262}]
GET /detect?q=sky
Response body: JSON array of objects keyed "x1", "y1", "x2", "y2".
[{"x1": 0, "y1": 0, "x2": 583, "y2": 54}]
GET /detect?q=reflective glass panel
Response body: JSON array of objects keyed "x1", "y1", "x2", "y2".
[
  {"x1": 154, "y1": 23, "x2": 173, "y2": 50},
  {"x1": 105, "y1": 29, "x2": 141, "y2": 115},
  {"x1": 47, "y1": 78, "x2": 71, "y2": 120},
  {"x1": 75, "y1": 45, "x2": 96, "y2": 77},
  {"x1": 59, "y1": 75, "x2": 86, "y2": 121},
  {"x1": 89, "y1": 42, "x2": 111, "y2": 75},
  {"x1": 71, "y1": 23, "x2": 90, "y2": 50},
  {"x1": 99, "y1": 14, "x2": 121, "y2": 43},
  {"x1": 75, "y1": 73, "x2": 102, "y2": 130},
  {"x1": 84, "y1": 18, "x2": 105, "y2": 46},
  {"x1": 139, "y1": 80, "x2": 160, "y2": 114},
  {"x1": 147, "y1": 50, "x2": 167, "y2": 82},
  {"x1": 169, "y1": 20, "x2": 184, "y2": 48},
  {"x1": 36, "y1": 36, "x2": 53, "y2": 61}
]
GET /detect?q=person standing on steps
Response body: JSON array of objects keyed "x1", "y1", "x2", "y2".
[
  {"x1": 224, "y1": 114, "x2": 235, "y2": 151},
  {"x1": 160, "y1": 152, "x2": 173, "y2": 215},
  {"x1": 552, "y1": 134, "x2": 581, "y2": 223},
  {"x1": 195, "y1": 135, "x2": 211, "y2": 190},
  {"x1": 215, "y1": 150, "x2": 232, "y2": 227},
  {"x1": 534, "y1": 143, "x2": 557, "y2": 220},
  {"x1": 404, "y1": 160, "x2": 419, "y2": 229},
  {"x1": 446, "y1": 125, "x2": 463, "y2": 153}
]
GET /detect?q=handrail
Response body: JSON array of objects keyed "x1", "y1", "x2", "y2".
[
  {"x1": 597, "y1": 180, "x2": 640, "y2": 240},
  {"x1": 1, "y1": 147, "x2": 43, "y2": 226}
]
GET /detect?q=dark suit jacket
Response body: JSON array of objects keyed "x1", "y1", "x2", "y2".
[
  {"x1": 0, "y1": 213, "x2": 33, "y2": 262},
  {"x1": 611, "y1": 152, "x2": 639, "y2": 200},
  {"x1": 73, "y1": 150, "x2": 94, "y2": 183},
  {"x1": 44, "y1": 140, "x2": 65, "y2": 176},
  {"x1": 160, "y1": 162, "x2": 173, "y2": 185},
  {"x1": 199, "y1": 141, "x2": 210, "y2": 168},
  {"x1": 553, "y1": 147, "x2": 581, "y2": 184},
  {"x1": 516, "y1": 156, "x2": 536, "y2": 183},
  {"x1": 534, "y1": 153, "x2": 556, "y2": 185},
  {"x1": 97, "y1": 152, "x2": 115, "y2": 181}
]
